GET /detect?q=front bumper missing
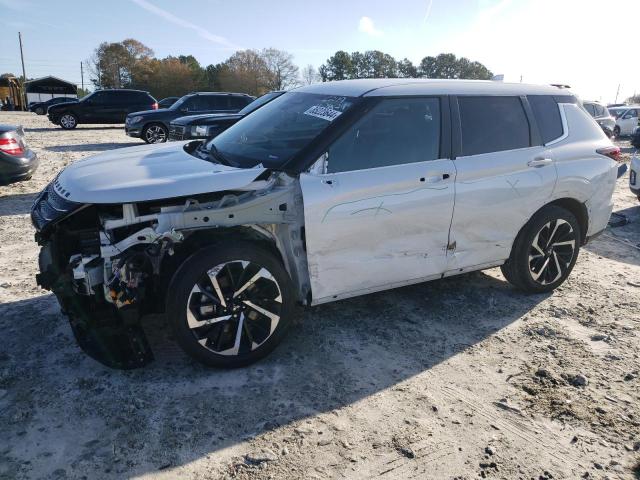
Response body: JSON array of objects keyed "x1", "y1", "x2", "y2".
[{"x1": 37, "y1": 245, "x2": 153, "y2": 369}]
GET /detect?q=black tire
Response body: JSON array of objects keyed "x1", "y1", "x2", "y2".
[
  {"x1": 613, "y1": 126, "x2": 621, "y2": 139},
  {"x1": 166, "y1": 242, "x2": 296, "y2": 368},
  {"x1": 142, "y1": 123, "x2": 168, "y2": 144},
  {"x1": 35, "y1": 107, "x2": 45, "y2": 115},
  {"x1": 501, "y1": 205, "x2": 580, "y2": 293},
  {"x1": 59, "y1": 113, "x2": 78, "y2": 129}
]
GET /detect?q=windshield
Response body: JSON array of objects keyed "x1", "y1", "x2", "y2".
[
  {"x1": 205, "y1": 92, "x2": 359, "y2": 169},
  {"x1": 238, "y1": 92, "x2": 283, "y2": 115},
  {"x1": 169, "y1": 95, "x2": 191, "y2": 110},
  {"x1": 609, "y1": 108, "x2": 626, "y2": 118}
]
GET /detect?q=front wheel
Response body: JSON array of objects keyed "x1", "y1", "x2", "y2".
[
  {"x1": 59, "y1": 113, "x2": 78, "y2": 129},
  {"x1": 613, "y1": 126, "x2": 621, "y2": 139},
  {"x1": 143, "y1": 123, "x2": 168, "y2": 144},
  {"x1": 166, "y1": 243, "x2": 296, "y2": 368},
  {"x1": 501, "y1": 206, "x2": 580, "y2": 293}
]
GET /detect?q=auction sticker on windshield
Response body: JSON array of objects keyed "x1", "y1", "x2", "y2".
[{"x1": 304, "y1": 105, "x2": 343, "y2": 122}]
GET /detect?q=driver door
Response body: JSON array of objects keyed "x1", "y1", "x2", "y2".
[{"x1": 300, "y1": 97, "x2": 456, "y2": 304}]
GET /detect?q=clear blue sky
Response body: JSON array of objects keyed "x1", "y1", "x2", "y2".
[{"x1": 1, "y1": 0, "x2": 638, "y2": 103}]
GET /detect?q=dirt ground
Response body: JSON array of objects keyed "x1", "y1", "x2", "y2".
[{"x1": 0, "y1": 111, "x2": 638, "y2": 480}]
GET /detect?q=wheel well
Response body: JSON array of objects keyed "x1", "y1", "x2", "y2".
[
  {"x1": 547, "y1": 198, "x2": 589, "y2": 244},
  {"x1": 143, "y1": 122, "x2": 167, "y2": 132},
  {"x1": 154, "y1": 226, "x2": 283, "y2": 311}
]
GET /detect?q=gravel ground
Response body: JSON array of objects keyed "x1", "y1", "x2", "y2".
[{"x1": 0, "y1": 111, "x2": 639, "y2": 480}]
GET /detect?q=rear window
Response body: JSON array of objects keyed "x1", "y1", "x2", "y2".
[
  {"x1": 583, "y1": 103, "x2": 596, "y2": 116},
  {"x1": 458, "y1": 96, "x2": 530, "y2": 156},
  {"x1": 529, "y1": 95, "x2": 564, "y2": 144}
]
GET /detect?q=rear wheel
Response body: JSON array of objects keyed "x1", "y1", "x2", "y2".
[
  {"x1": 167, "y1": 243, "x2": 296, "y2": 368},
  {"x1": 613, "y1": 126, "x2": 621, "y2": 138},
  {"x1": 35, "y1": 107, "x2": 45, "y2": 115},
  {"x1": 143, "y1": 123, "x2": 167, "y2": 144},
  {"x1": 59, "y1": 113, "x2": 78, "y2": 129},
  {"x1": 501, "y1": 206, "x2": 580, "y2": 293}
]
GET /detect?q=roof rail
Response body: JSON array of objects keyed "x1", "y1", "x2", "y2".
[{"x1": 550, "y1": 84, "x2": 571, "y2": 89}]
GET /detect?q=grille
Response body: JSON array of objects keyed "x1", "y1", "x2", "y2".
[{"x1": 31, "y1": 182, "x2": 83, "y2": 231}]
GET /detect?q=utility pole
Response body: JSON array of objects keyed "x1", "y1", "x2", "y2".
[
  {"x1": 18, "y1": 32, "x2": 27, "y2": 110},
  {"x1": 80, "y1": 61, "x2": 84, "y2": 94},
  {"x1": 615, "y1": 84, "x2": 620, "y2": 104}
]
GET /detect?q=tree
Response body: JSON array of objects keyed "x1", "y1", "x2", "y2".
[
  {"x1": 261, "y1": 48, "x2": 299, "y2": 90},
  {"x1": 87, "y1": 38, "x2": 154, "y2": 89},
  {"x1": 146, "y1": 57, "x2": 201, "y2": 99},
  {"x1": 418, "y1": 53, "x2": 492, "y2": 80},
  {"x1": 217, "y1": 50, "x2": 272, "y2": 96},
  {"x1": 396, "y1": 58, "x2": 418, "y2": 78},
  {"x1": 301, "y1": 65, "x2": 319, "y2": 85},
  {"x1": 626, "y1": 94, "x2": 640, "y2": 104},
  {"x1": 353, "y1": 50, "x2": 397, "y2": 78},
  {"x1": 319, "y1": 51, "x2": 354, "y2": 81}
]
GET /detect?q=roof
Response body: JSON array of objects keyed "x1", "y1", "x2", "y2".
[
  {"x1": 294, "y1": 79, "x2": 572, "y2": 97},
  {"x1": 24, "y1": 76, "x2": 75, "y2": 86},
  {"x1": 187, "y1": 91, "x2": 254, "y2": 96}
]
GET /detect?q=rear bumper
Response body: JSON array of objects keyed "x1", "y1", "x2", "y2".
[{"x1": 0, "y1": 150, "x2": 39, "y2": 185}]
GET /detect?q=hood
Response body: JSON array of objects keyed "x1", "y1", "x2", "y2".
[
  {"x1": 171, "y1": 113, "x2": 243, "y2": 126},
  {"x1": 54, "y1": 141, "x2": 267, "y2": 204},
  {"x1": 128, "y1": 108, "x2": 165, "y2": 118},
  {"x1": 49, "y1": 100, "x2": 79, "y2": 111}
]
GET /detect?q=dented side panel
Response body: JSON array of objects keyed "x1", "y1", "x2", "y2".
[{"x1": 300, "y1": 159, "x2": 456, "y2": 303}]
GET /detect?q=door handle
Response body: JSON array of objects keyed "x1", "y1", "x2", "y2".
[
  {"x1": 528, "y1": 158, "x2": 554, "y2": 168},
  {"x1": 420, "y1": 173, "x2": 451, "y2": 183}
]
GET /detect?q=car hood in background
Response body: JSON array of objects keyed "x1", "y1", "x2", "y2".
[
  {"x1": 54, "y1": 142, "x2": 267, "y2": 204},
  {"x1": 48, "y1": 101, "x2": 80, "y2": 112},
  {"x1": 171, "y1": 113, "x2": 243, "y2": 126}
]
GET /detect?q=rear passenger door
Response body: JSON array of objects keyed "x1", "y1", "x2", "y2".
[{"x1": 446, "y1": 95, "x2": 558, "y2": 272}]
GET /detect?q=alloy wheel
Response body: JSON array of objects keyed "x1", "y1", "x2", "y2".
[
  {"x1": 145, "y1": 125, "x2": 167, "y2": 143},
  {"x1": 60, "y1": 114, "x2": 76, "y2": 129},
  {"x1": 528, "y1": 219, "x2": 576, "y2": 285},
  {"x1": 186, "y1": 260, "x2": 282, "y2": 356}
]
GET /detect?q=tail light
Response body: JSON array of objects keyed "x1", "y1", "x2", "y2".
[
  {"x1": 596, "y1": 146, "x2": 621, "y2": 161},
  {"x1": 0, "y1": 137, "x2": 24, "y2": 156},
  {"x1": 151, "y1": 102, "x2": 159, "y2": 110}
]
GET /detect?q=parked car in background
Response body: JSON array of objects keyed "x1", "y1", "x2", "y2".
[
  {"x1": 32, "y1": 79, "x2": 620, "y2": 369},
  {"x1": 158, "y1": 97, "x2": 179, "y2": 109},
  {"x1": 609, "y1": 105, "x2": 640, "y2": 137},
  {"x1": 125, "y1": 92, "x2": 254, "y2": 144},
  {"x1": 583, "y1": 101, "x2": 616, "y2": 137},
  {"x1": 0, "y1": 124, "x2": 38, "y2": 185},
  {"x1": 29, "y1": 97, "x2": 76, "y2": 115},
  {"x1": 631, "y1": 126, "x2": 640, "y2": 149},
  {"x1": 168, "y1": 91, "x2": 284, "y2": 141},
  {"x1": 48, "y1": 89, "x2": 158, "y2": 130}
]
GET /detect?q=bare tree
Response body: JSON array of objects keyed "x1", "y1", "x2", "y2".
[
  {"x1": 261, "y1": 48, "x2": 300, "y2": 90},
  {"x1": 301, "y1": 64, "x2": 319, "y2": 85}
]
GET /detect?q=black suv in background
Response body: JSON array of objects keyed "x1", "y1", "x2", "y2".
[
  {"x1": 48, "y1": 89, "x2": 157, "y2": 130},
  {"x1": 169, "y1": 91, "x2": 284, "y2": 141},
  {"x1": 29, "y1": 97, "x2": 76, "y2": 115},
  {"x1": 125, "y1": 92, "x2": 254, "y2": 144}
]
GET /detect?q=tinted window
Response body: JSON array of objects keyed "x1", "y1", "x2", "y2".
[
  {"x1": 88, "y1": 91, "x2": 108, "y2": 104},
  {"x1": 528, "y1": 95, "x2": 563, "y2": 145},
  {"x1": 327, "y1": 98, "x2": 440, "y2": 173},
  {"x1": 183, "y1": 96, "x2": 204, "y2": 111},
  {"x1": 239, "y1": 92, "x2": 282, "y2": 115},
  {"x1": 201, "y1": 95, "x2": 227, "y2": 110},
  {"x1": 459, "y1": 96, "x2": 530, "y2": 156},
  {"x1": 595, "y1": 105, "x2": 607, "y2": 117},
  {"x1": 583, "y1": 103, "x2": 596, "y2": 116},
  {"x1": 229, "y1": 96, "x2": 251, "y2": 110}
]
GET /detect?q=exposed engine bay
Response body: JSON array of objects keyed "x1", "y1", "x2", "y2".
[{"x1": 33, "y1": 171, "x2": 310, "y2": 369}]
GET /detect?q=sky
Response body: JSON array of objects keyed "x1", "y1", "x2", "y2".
[{"x1": 1, "y1": 0, "x2": 638, "y2": 103}]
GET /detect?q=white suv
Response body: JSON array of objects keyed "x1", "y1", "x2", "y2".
[
  {"x1": 32, "y1": 79, "x2": 620, "y2": 369},
  {"x1": 609, "y1": 105, "x2": 640, "y2": 137}
]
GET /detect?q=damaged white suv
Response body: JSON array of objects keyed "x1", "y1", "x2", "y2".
[{"x1": 32, "y1": 79, "x2": 620, "y2": 369}]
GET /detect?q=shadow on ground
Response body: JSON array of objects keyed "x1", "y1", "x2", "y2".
[
  {"x1": 586, "y1": 205, "x2": 640, "y2": 267},
  {"x1": 45, "y1": 142, "x2": 140, "y2": 152},
  {"x1": 0, "y1": 271, "x2": 548, "y2": 479},
  {"x1": 25, "y1": 126, "x2": 125, "y2": 133},
  {"x1": 0, "y1": 192, "x2": 37, "y2": 216}
]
